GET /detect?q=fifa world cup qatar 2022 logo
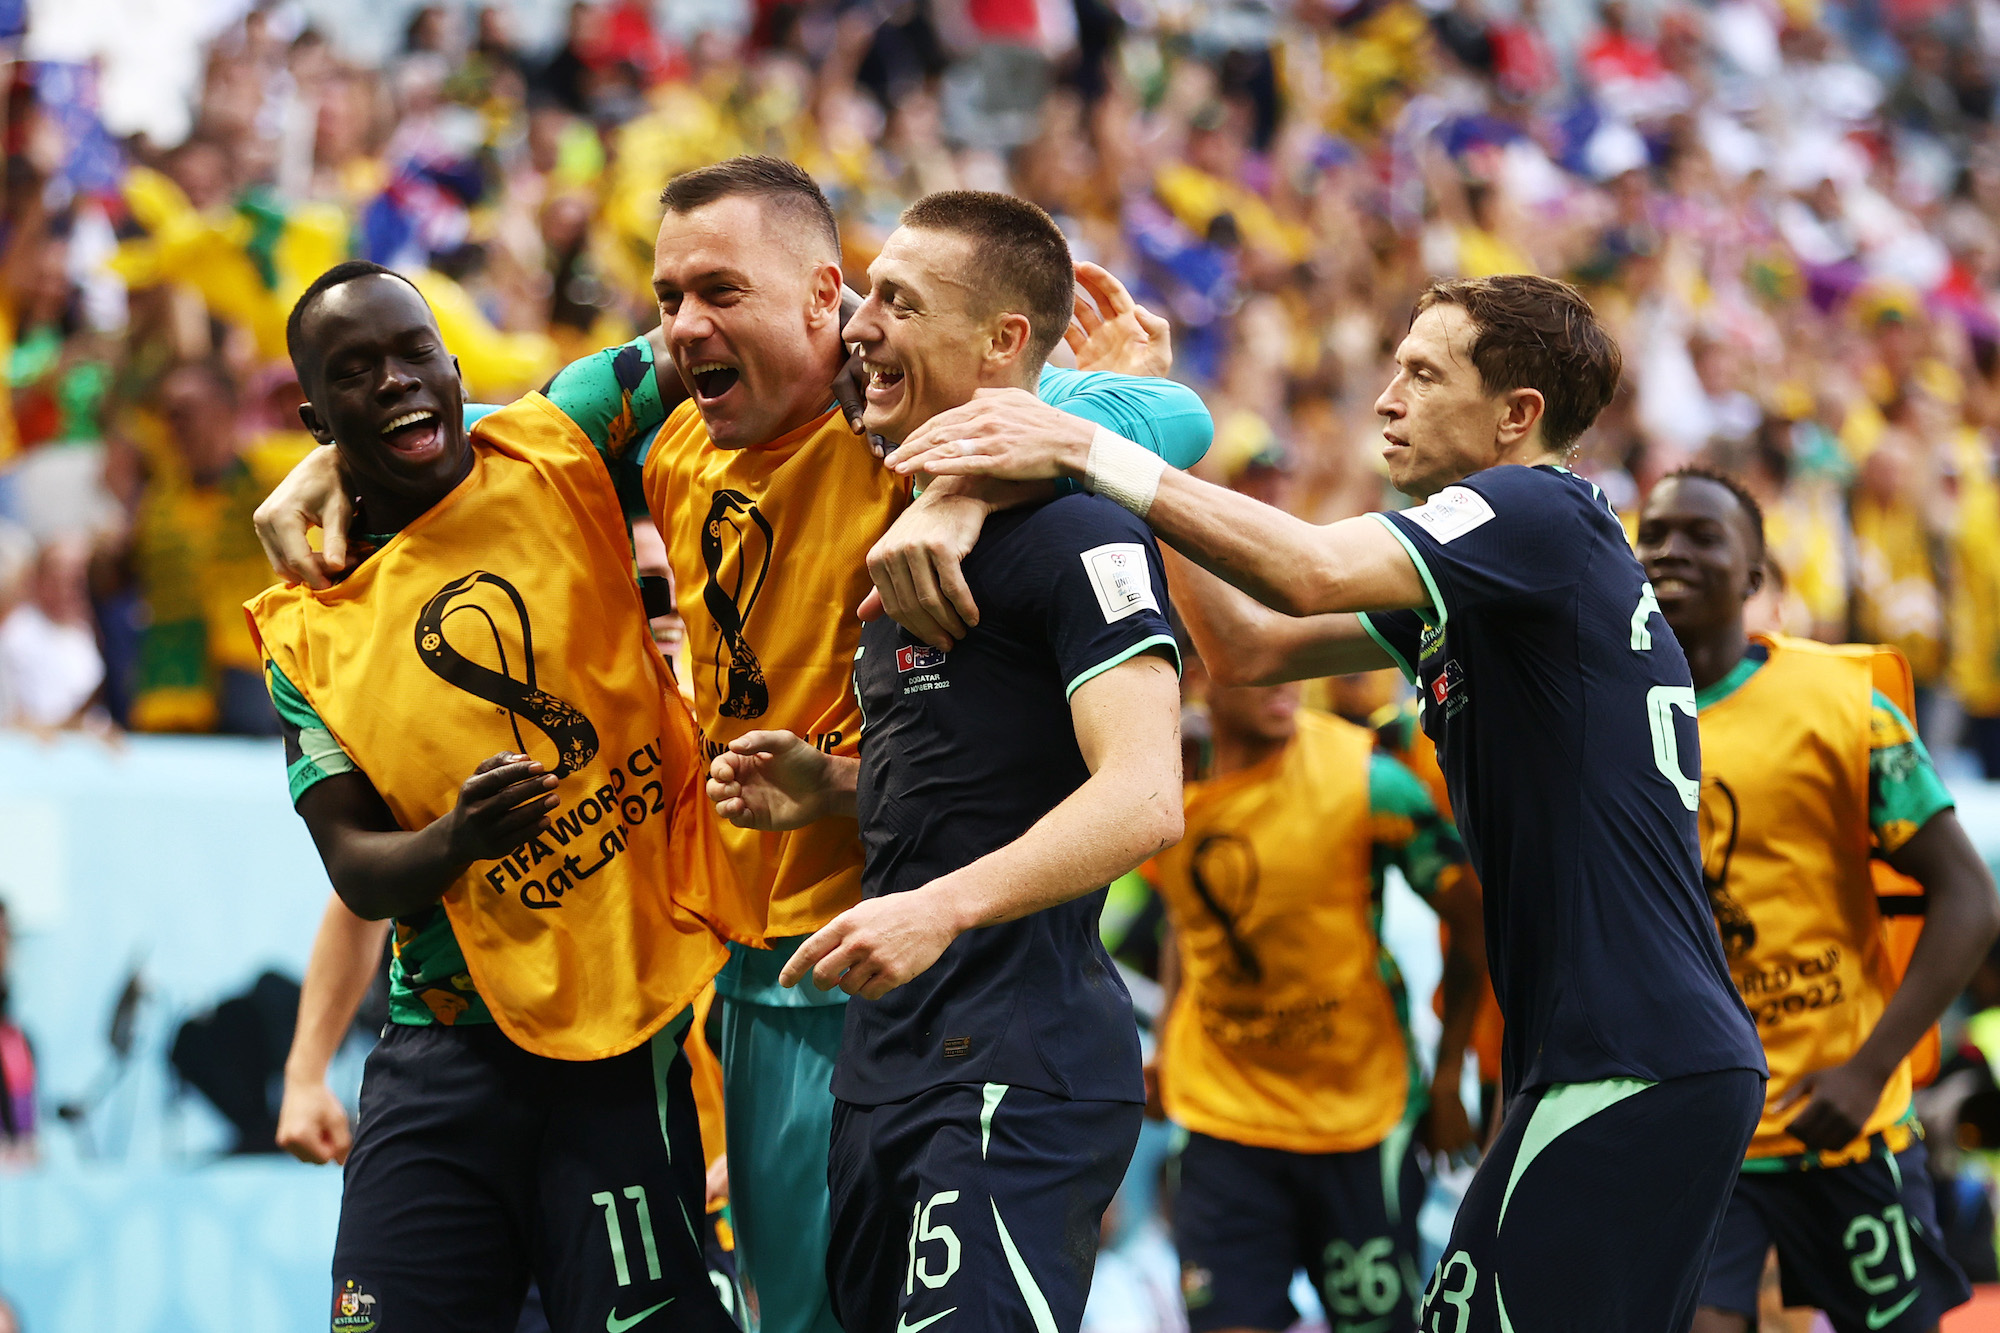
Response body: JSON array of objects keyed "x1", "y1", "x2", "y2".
[
  {"x1": 414, "y1": 571, "x2": 600, "y2": 777},
  {"x1": 701, "y1": 488, "x2": 774, "y2": 719}
]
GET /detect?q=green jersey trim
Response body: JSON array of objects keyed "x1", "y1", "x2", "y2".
[
  {"x1": 1499, "y1": 1078, "x2": 1655, "y2": 1232},
  {"x1": 1357, "y1": 611, "x2": 1418, "y2": 684},
  {"x1": 1065, "y1": 634, "x2": 1181, "y2": 700},
  {"x1": 1366, "y1": 511, "x2": 1444, "y2": 629},
  {"x1": 1693, "y1": 654, "x2": 1764, "y2": 710},
  {"x1": 267, "y1": 660, "x2": 357, "y2": 804}
]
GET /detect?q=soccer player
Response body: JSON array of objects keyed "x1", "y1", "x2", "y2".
[
  {"x1": 249, "y1": 261, "x2": 756, "y2": 1333},
  {"x1": 1635, "y1": 470, "x2": 1998, "y2": 1333},
  {"x1": 1147, "y1": 673, "x2": 1485, "y2": 1333},
  {"x1": 706, "y1": 191, "x2": 1185, "y2": 1333},
  {"x1": 885, "y1": 273, "x2": 1773, "y2": 1331}
]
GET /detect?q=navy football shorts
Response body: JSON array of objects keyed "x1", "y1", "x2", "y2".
[
  {"x1": 1174, "y1": 1127, "x2": 1426, "y2": 1333},
  {"x1": 1419, "y1": 1067, "x2": 1763, "y2": 1333},
  {"x1": 330, "y1": 1020, "x2": 736, "y2": 1333},
  {"x1": 826, "y1": 1083, "x2": 1143, "y2": 1333},
  {"x1": 1700, "y1": 1136, "x2": 1970, "y2": 1333}
]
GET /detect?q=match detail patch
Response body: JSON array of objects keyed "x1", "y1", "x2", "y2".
[
  {"x1": 1080, "y1": 542, "x2": 1160, "y2": 623},
  {"x1": 1403, "y1": 486, "x2": 1496, "y2": 544}
]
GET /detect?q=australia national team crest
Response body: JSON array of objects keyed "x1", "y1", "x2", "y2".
[
  {"x1": 1430, "y1": 659, "x2": 1468, "y2": 718},
  {"x1": 333, "y1": 1278, "x2": 378, "y2": 1333}
]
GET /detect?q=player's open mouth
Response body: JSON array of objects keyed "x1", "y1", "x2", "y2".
[
  {"x1": 1650, "y1": 576, "x2": 1695, "y2": 598},
  {"x1": 688, "y1": 361, "x2": 740, "y2": 403},
  {"x1": 380, "y1": 409, "x2": 443, "y2": 457},
  {"x1": 862, "y1": 360, "x2": 905, "y2": 406}
]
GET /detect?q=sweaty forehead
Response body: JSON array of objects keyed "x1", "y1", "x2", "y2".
[
  {"x1": 873, "y1": 227, "x2": 978, "y2": 307},
  {"x1": 1647, "y1": 475, "x2": 1741, "y2": 526},
  {"x1": 305, "y1": 275, "x2": 436, "y2": 353},
  {"x1": 654, "y1": 196, "x2": 820, "y2": 283},
  {"x1": 1405, "y1": 303, "x2": 1478, "y2": 366}
]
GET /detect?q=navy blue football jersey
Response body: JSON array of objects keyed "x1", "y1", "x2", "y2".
[
  {"x1": 832, "y1": 494, "x2": 1177, "y2": 1107},
  {"x1": 1358, "y1": 465, "x2": 1766, "y2": 1096}
]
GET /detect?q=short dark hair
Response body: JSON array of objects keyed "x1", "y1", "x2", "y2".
[
  {"x1": 898, "y1": 191, "x2": 1074, "y2": 366},
  {"x1": 1663, "y1": 465, "x2": 1767, "y2": 565},
  {"x1": 1413, "y1": 275, "x2": 1623, "y2": 451},
  {"x1": 660, "y1": 156, "x2": 839, "y2": 260},
  {"x1": 286, "y1": 260, "x2": 422, "y2": 381}
]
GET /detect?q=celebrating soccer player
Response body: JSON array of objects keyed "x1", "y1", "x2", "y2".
[
  {"x1": 1146, "y1": 672, "x2": 1486, "y2": 1333},
  {"x1": 706, "y1": 192, "x2": 1186, "y2": 1333},
  {"x1": 254, "y1": 157, "x2": 1209, "y2": 1333},
  {"x1": 886, "y1": 273, "x2": 1773, "y2": 1331},
  {"x1": 1636, "y1": 470, "x2": 1999, "y2": 1333},
  {"x1": 249, "y1": 262, "x2": 760, "y2": 1331}
]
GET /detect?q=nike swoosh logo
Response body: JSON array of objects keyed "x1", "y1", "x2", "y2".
[
  {"x1": 1866, "y1": 1291, "x2": 1919, "y2": 1329},
  {"x1": 896, "y1": 1308, "x2": 957, "y2": 1333},
  {"x1": 606, "y1": 1298, "x2": 674, "y2": 1333}
]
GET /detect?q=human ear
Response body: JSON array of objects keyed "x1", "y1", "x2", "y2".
[
  {"x1": 299, "y1": 400, "x2": 335, "y2": 447},
  {"x1": 986, "y1": 312, "x2": 1034, "y2": 373},
  {"x1": 806, "y1": 262, "x2": 845, "y2": 327},
  {"x1": 1497, "y1": 387, "x2": 1547, "y2": 445}
]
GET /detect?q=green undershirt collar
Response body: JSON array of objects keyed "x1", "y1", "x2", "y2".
[{"x1": 1694, "y1": 642, "x2": 1770, "y2": 711}]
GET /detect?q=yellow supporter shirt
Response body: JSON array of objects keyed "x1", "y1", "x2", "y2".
[
  {"x1": 1149, "y1": 711, "x2": 1457, "y2": 1154},
  {"x1": 247, "y1": 394, "x2": 761, "y2": 1061},
  {"x1": 1696, "y1": 636, "x2": 1954, "y2": 1165},
  {"x1": 644, "y1": 401, "x2": 908, "y2": 938}
]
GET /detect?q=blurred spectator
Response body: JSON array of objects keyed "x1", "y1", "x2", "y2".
[
  {"x1": 0, "y1": 534, "x2": 102, "y2": 729},
  {"x1": 105, "y1": 361, "x2": 310, "y2": 735}
]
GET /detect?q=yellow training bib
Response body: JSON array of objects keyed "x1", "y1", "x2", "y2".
[
  {"x1": 1698, "y1": 634, "x2": 1914, "y2": 1161},
  {"x1": 645, "y1": 401, "x2": 909, "y2": 937},
  {"x1": 1150, "y1": 711, "x2": 1415, "y2": 1153},
  {"x1": 248, "y1": 394, "x2": 762, "y2": 1061}
]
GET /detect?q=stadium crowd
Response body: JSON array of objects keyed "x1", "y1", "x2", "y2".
[
  {"x1": 4, "y1": 0, "x2": 2000, "y2": 1330},
  {"x1": 0, "y1": 0, "x2": 1997, "y2": 770}
]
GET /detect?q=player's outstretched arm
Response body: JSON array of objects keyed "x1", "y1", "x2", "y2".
[
  {"x1": 779, "y1": 654, "x2": 1183, "y2": 1000},
  {"x1": 278, "y1": 893, "x2": 389, "y2": 1164},
  {"x1": 706, "y1": 730, "x2": 859, "y2": 831},
  {"x1": 1781, "y1": 809, "x2": 2000, "y2": 1151},
  {"x1": 296, "y1": 753, "x2": 560, "y2": 922},
  {"x1": 886, "y1": 424, "x2": 1427, "y2": 621},
  {"x1": 1166, "y1": 548, "x2": 1391, "y2": 685}
]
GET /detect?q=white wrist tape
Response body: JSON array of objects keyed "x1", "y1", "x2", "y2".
[{"x1": 1083, "y1": 426, "x2": 1165, "y2": 518}]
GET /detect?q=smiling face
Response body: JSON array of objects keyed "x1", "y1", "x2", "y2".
[
  {"x1": 843, "y1": 225, "x2": 1037, "y2": 445},
  {"x1": 1634, "y1": 474, "x2": 1764, "y2": 644},
  {"x1": 1372, "y1": 303, "x2": 1522, "y2": 499},
  {"x1": 296, "y1": 273, "x2": 468, "y2": 507},
  {"x1": 652, "y1": 195, "x2": 844, "y2": 450}
]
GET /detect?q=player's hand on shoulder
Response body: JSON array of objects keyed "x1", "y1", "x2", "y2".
[
  {"x1": 1777, "y1": 1059, "x2": 1888, "y2": 1153},
  {"x1": 779, "y1": 890, "x2": 959, "y2": 1000},
  {"x1": 884, "y1": 387, "x2": 1093, "y2": 484},
  {"x1": 863, "y1": 486, "x2": 992, "y2": 651},
  {"x1": 707, "y1": 731, "x2": 833, "y2": 831},
  {"x1": 255, "y1": 444, "x2": 354, "y2": 590},
  {"x1": 1067, "y1": 261, "x2": 1173, "y2": 379},
  {"x1": 276, "y1": 1076, "x2": 353, "y2": 1165},
  {"x1": 443, "y1": 752, "x2": 559, "y2": 862}
]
